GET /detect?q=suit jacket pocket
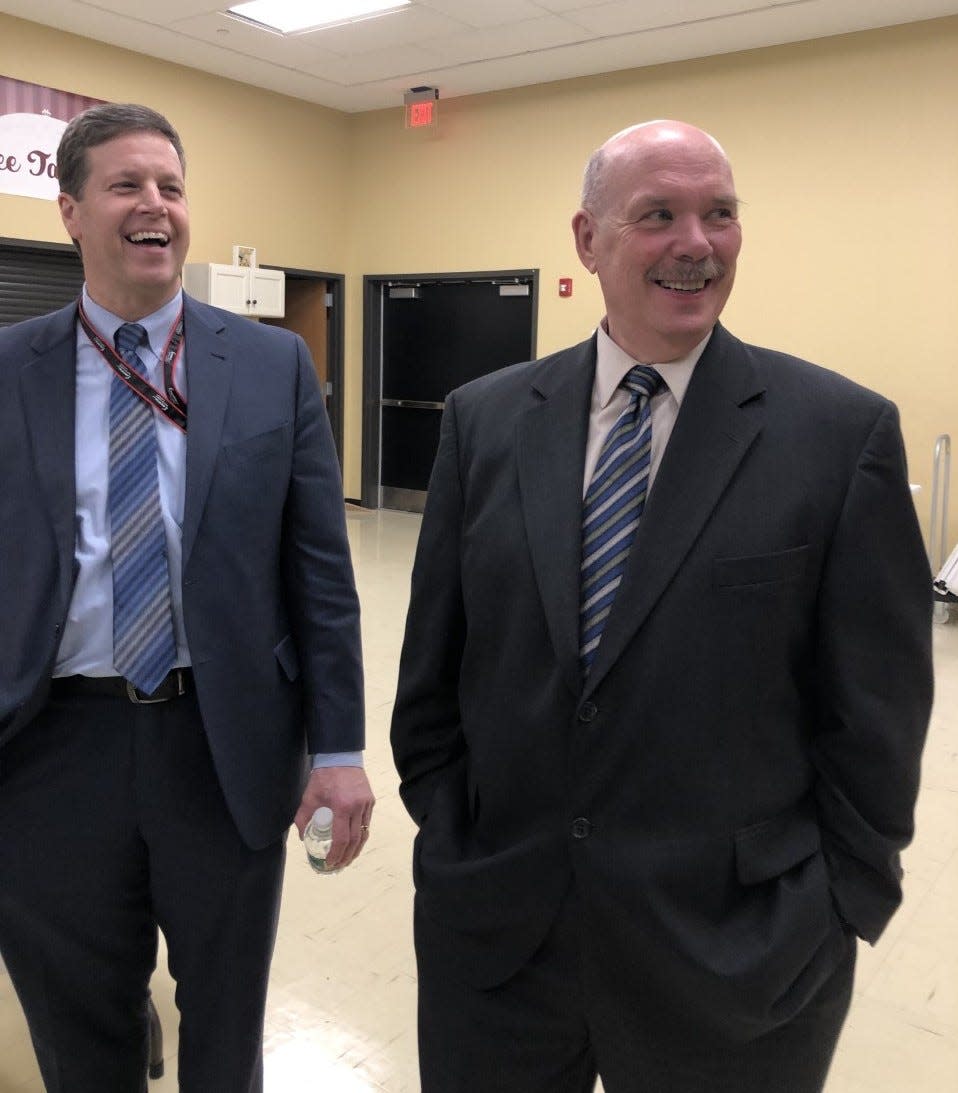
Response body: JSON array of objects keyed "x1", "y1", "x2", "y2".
[
  {"x1": 273, "y1": 633, "x2": 300, "y2": 682},
  {"x1": 714, "y1": 544, "x2": 809, "y2": 589},
  {"x1": 734, "y1": 802, "x2": 822, "y2": 885},
  {"x1": 731, "y1": 803, "x2": 853, "y2": 1033},
  {"x1": 222, "y1": 423, "x2": 290, "y2": 467}
]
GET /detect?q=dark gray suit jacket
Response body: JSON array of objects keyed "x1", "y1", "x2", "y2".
[
  {"x1": 0, "y1": 295, "x2": 363, "y2": 849},
  {"x1": 391, "y1": 324, "x2": 932, "y2": 1042}
]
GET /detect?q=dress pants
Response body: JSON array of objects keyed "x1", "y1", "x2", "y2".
[
  {"x1": 416, "y1": 886, "x2": 856, "y2": 1093},
  {"x1": 0, "y1": 688, "x2": 286, "y2": 1093}
]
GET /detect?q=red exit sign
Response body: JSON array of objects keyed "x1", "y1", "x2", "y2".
[{"x1": 406, "y1": 100, "x2": 436, "y2": 129}]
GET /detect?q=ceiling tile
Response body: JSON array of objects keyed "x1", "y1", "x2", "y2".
[
  {"x1": 300, "y1": 4, "x2": 466, "y2": 54},
  {"x1": 423, "y1": 14, "x2": 593, "y2": 67},
  {"x1": 418, "y1": 0, "x2": 550, "y2": 27},
  {"x1": 85, "y1": 0, "x2": 221, "y2": 20},
  {"x1": 303, "y1": 43, "x2": 445, "y2": 85},
  {"x1": 173, "y1": 12, "x2": 347, "y2": 64},
  {"x1": 565, "y1": 0, "x2": 765, "y2": 36},
  {"x1": 153, "y1": 35, "x2": 349, "y2": 108},
  {"x1": 531, "y1": 0, "x2": 622, "y2": 12}
]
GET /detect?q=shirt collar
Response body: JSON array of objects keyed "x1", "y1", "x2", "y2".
[
  {"x1": 81, "y1": 285, "x2": 184, "y2": 357},
  {"x1": 594, "y1": 320, "x2": 711, "y2": 409}
]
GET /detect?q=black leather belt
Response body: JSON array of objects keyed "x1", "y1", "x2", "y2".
[{"x1": 51, "y1": 668, "x2": 193, "y2": 705}]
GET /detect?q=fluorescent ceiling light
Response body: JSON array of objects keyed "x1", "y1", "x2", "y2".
[{"x1": 227, "y1": 0, "x2": 411, "y2": 34}]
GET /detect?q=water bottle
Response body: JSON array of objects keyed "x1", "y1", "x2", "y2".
[{"x1": 303, "y1": 806, "x2": 340, "y2": 874}]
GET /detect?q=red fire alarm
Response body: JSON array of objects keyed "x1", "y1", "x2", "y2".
[{"x1": 559, "y1": 278, "x2": 573, "y2": 297}]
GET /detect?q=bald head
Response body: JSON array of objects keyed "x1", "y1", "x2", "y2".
[
  {"x1": 571, "y1": 118, "x2": 742, "y2": 362},
  {"x1": 581, "y1": 121, "x2": 733, "y2": 216}
]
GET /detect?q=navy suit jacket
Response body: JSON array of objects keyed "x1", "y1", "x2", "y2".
[
  {"x1": 391, "y1": 324, "x2": 933, "y2": 1042},
  {"x1": 0, "y1": 294, "x2": 363, "y2": 849}
]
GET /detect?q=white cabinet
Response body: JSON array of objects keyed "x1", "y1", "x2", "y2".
[{"x1": 182, "y1": 263, "x2": 285, "y2": 318}]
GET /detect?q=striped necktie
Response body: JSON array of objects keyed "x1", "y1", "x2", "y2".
[
  {"x1": 109, "y1": 322, "x2": 176, "y2": 695},
  {"x1": 580, "y1": 364, "x2": 661, "y2": 676}
]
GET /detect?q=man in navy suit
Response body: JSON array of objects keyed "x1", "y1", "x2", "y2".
[
  {"x1": 391, "y1": 120, "x2": 933, "y2": 1091},
  {"x1": 0, "y1": 103, "x2": 374, "y2": 1092}
]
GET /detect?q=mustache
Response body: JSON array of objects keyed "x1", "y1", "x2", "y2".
[{"x1": 647, "y1": 258, "x2": 725, "y2": 282}]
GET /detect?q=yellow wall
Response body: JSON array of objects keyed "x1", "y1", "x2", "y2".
[{"x1": 2, "y1": 13, "x2": 957, "y2": 551}]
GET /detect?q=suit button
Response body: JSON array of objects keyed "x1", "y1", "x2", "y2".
[
  {"x1": 578, "y1": 701, "x2": 598, "y2": 723},
  {"x1": 571, "y1": 818, "x2": 592, "y2": 839}
]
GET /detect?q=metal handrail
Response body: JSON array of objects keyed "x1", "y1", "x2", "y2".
[{"x1": 929, "y1": 434, "x2": 951, "y2": 573}]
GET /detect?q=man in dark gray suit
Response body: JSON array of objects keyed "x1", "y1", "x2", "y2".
[
  {"x1": 391, "y1": 120, "x2": 933, "y2": 1092},
  {"x1": 0, "y1": 103, "x2": 374, "y2": 1092}
]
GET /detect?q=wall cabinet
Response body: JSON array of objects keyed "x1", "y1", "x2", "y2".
[{"x1": 182, "y1": 263, "x2": 285, "y2": 317}]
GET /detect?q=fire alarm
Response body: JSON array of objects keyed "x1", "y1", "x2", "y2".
[{"x1": 559, "y1": 278, "x2": 573, "y2": 297}]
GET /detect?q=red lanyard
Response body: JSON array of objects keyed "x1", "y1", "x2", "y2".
[{"x1": 77, "y1": 301, "x2": 188, "y2": 432}]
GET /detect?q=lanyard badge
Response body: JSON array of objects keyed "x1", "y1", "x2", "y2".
[{"x1": 77, "y1": 302, "x2": 188, "y2": 432}]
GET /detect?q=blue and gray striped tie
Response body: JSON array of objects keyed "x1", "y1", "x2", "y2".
[
  {"x1": 109, "y1": 322, "x2": 176, "y2": 695},
  {"x1": 580, "y1": 364, "x2": 661, "y2": 676}
]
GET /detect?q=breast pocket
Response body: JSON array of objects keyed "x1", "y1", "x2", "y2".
[
  {"x1": 713, "y1": 545, "x2": 809, "y2": 589},
  {"x1": 221, "y1": 422, "x2": 291, "y2": 469},
  {"x1": 211, "y1": 423, "x2": 293, "y2": 537},
  {"x1": 712, "y1": 545, "x2": 813, "y2": 721}
]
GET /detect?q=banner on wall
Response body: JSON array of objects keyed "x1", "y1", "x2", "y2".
[{"x1": 0, "y1": 76, "x2": 105, "y2": 201}]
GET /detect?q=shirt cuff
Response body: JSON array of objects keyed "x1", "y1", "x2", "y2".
[{"x1": 311, "y1": 751, "x2": 364, "y2": 769}]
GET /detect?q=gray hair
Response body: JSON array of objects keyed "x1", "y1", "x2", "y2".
[{"x1": 580, "y1": 145, "x2": 609, "y2": 213}]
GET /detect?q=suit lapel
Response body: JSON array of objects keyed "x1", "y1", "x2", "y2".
[
  {"x1": 516, "y1": 338, "x2": 595, "y2": 695},
  {"x1": 20, "y1": 305, "x2": 80, "y2": 606},
  {"x1": 583, "y1": 325, "x2": 767, "y2": 696},
  {"x1": 181, "y1": 297, "x2": 231, "y2": 567}
]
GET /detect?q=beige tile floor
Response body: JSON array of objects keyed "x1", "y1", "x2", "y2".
[{"x1": 1, "y1": 506, "x2": 956, "y2": 1092}]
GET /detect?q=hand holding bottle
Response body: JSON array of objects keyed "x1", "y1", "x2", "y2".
[
  {"x1": 294, "y1": 765, "x2": 375, "y2": 870},
  {"x1": 304, "y1": 807, "x2": 340, "y2": 874}
]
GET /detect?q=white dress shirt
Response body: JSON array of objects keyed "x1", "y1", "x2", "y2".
[{"x1": 583, "y1": 322, "x2": 710, "y2": 497}]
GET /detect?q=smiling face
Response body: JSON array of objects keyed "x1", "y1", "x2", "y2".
[
  {"x1": 58, "y1": 130, "x2": 190, "y2": 320},
  {"x1": 573, "y1": 122, "x2": 742, "y2": 363}
]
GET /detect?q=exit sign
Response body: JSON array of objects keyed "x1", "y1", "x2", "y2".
[
  {"x1": 406, "y1": 100, "x2": 435, "y2": 129},
  {"x1": 404, "y1": 86, "x2": 439, "y2": 131}
]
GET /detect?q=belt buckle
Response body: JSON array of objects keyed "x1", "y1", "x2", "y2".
[{"x1": 125, "y1": 672, "x2": 180, "y2": 705}]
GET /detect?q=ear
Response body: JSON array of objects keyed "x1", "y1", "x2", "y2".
[
  {"x1": 572, "y1": 209, "x2": 598, "y2": 274},
  {"x1": 57, "y1": 192, "x2": 80, "y2": 242}
]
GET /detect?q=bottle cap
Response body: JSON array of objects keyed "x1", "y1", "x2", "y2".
[{"x1": 312, "y1": 806, "x2": 333, "y2": 827}]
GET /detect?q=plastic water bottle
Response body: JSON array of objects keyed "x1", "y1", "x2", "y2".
[{"x1": 303, "y1": 806, "x2": 340, "y2": 874}]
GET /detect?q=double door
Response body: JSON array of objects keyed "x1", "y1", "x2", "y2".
[{"x1": 372, "y1": 274, "x2": 536, "y2": 511}]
